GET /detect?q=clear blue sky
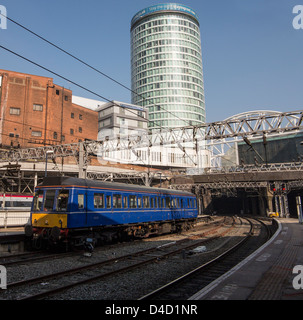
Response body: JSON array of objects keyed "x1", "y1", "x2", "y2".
[{"x1": 0, "y1": 0, "x2": 302, "y2": 122}]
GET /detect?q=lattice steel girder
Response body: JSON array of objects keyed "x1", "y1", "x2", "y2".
[
  {"x1": 170, "y1": 181, "x2": 268, "y2": 191},
  {"x1": 0, "y1": 110, "x2": 302, "y2": 164},
  {"x1": 205, "y1": 110, "x2": 303, "y2": 140},
  {"x1": 0, "y1": 143, "x2": 81, "y2": 162}
]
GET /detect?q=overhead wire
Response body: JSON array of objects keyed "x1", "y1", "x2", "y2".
[
  {"x1": 0, "y1": 13, "x2": 205, "y2": 168},
  {"x1": 0, "y1": 44, "x2": 148, "y2": 124}
]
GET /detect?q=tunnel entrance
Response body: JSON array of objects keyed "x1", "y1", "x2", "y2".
[{"x1": 203, "y1": 190, "x2": 268, "y2": 216}]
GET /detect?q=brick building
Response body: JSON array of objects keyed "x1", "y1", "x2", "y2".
[{"x1": 0, "y1": 69, "x2": 98, "y2": 148}]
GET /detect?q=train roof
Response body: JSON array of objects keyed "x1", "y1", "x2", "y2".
[{"x1": 37, "y1": 176, "x2": 195, "y2": 196}]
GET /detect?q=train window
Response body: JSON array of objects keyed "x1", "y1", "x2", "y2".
[
  {"x1": 94, "y1": 193, "x2": 104, "y2": 208},
  {"x1": 154, "y1": 197, "x2": 158, "y2": 208},
  {"x1": 78, "y1": 194, "x2": 84, "y2": 209},
  {"x1": 150, "y1": 198, "x2": 154, "y2": 208},
  {"x1": 162, "y1": 198, "x2": 165, "y2": 208},
  {"x1": 138, "y1": 197, "x2": 142, "y2": 208},
  {"x1": 123, "y1": 196, "x2": 128, "y2": 208},
  {"x1": 165, "y1": 197, "x2": 170, "y2": 208},
  {"x1": 143, "y1": 196, "x2": 150, "y2": 208},
  {"x1": 129, "y1": 195, "x2": 137, "y2": 208},
  {"x1": 106, "y1": 195, "x2": 111, "y2": 208},
  {"x1": 16, "y1": 201, "x2": 32, "y2": 207},
  {"x1": 173, "y1": 198, "x2": 177, "y2": 208},
  {"x1": 33, "y1": 190, "x2": 44, "y2": 211},
  {"x1": 180, "y1": 199, "x2": 184, "y2": 208},
  {"x1": 56, "y1": 190, "x2": 69, "y2": 212},
  {"x1": 44, "y1": 190, "x2": 56, "y2": 211},
  {"x1": 2, "y1": 201, "x2": 11, "y2": 207},
  {"x1": 113, "y1": 194, "x2": 122, "y2": 208}
]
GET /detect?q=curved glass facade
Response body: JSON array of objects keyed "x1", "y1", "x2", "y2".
[{"x1": 131, "y1": 3, "x2": 205, "y2": 130}]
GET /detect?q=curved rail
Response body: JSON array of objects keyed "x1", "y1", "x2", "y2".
[
  {"x1": 2, "y1": 217, "x2": 237, "y2": 300},
  {"x1": 138, "y1": 217, "x2": 256, "y2": 300}
]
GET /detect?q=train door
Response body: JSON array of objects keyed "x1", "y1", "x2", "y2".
[
  {"x1": 137, "y1": 195, "x2": 143, "y2": 222},
  {"x1": 73, "y1": 189, "x2": 87, "y2": 227},
  {"x1": 180, "y1": 198, "x2": 185, "y2": 218},
  {"x1": 112, "y1": 193, "x2": 123, "y2": 224},
  {"x1": 123, "y1": 194, "x2": 129, "y2": 223},
  {"x1": 171, "y1": 197, "x2": 180, "y2": 220}
]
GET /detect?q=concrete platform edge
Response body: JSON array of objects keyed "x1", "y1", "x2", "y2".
[{"x1": 189, "y1": 218, "x2": 282, "y2": 300}]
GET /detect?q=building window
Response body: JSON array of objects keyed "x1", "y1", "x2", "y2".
[
  {"x1": 71, "y1": 113, "x2": 74, "y2": 119},
  {"x1": 138, "y1": 110, "x2": 145, "y2": 118},
  {"x1": 64, "y1": 95, "x2": 68, "y2": 101},
  {"x1": 33, "y1": 104, "x2": 43, "y2": 111},
  {"x1": 79, "y1": 127, "x2": 82, "y2": 133},
  {"x1": 31, "y1": 131, "x2": 42, "y2": 137},
  {"x1": 56, "y1": 90, "x2": 60, "y2": 95},
  {"x1": 53, "y1": 132, "x2": 58, "y2": 140},
  {"x1": 70, "y1": 129, "x2": 74, "y2": 135},
  {"x1": 79, "y1": 114, "x2": 83, "y2": 120},
  {"x1": 10, "y1": 107, "x2": 20, "y2": 115},
  {"x1": 61, "y1": 135, "x2": 65, "y2": 142}
]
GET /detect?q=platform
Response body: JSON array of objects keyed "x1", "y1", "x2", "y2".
[
  {"x1": 190, "y1": 218, "x2": 303, "y2": 300},
  {"x1": 0, "y1": 227, "x2": 25, "y2": 253}
]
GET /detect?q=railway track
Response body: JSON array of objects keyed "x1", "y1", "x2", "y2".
[
  {"x1": 0, "y1": 216, "x2": 240, "y2": 300},
  {"x1": 0, "y1": 250, "x2": 75, "y2": 267},
  {"x1": 138, "y1": 217, "x2": 274, "y2": 300},
  {"x1": 0, "y1": 216, "x2": 222, "y2": 267}
]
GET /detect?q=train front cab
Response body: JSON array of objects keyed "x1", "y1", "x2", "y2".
[
  {"x1": 27, "y1": 187, "x2": 74, "y2": 248},
  {"x1": 31, "y1": 188, "x2": 70, "y2": 228}
]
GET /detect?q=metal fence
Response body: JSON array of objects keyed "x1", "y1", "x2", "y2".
[{"x1": 0, "y1": 210, "x2": 30, "y2": 228}]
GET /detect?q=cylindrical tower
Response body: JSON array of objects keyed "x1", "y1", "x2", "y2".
[{"x1": 130, "y1": 3, "x2": 205, "y2": 130}]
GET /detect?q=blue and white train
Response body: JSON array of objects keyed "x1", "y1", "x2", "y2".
[{"x1": 25, "y1": 176, "x2": 198, "y2": 249}]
